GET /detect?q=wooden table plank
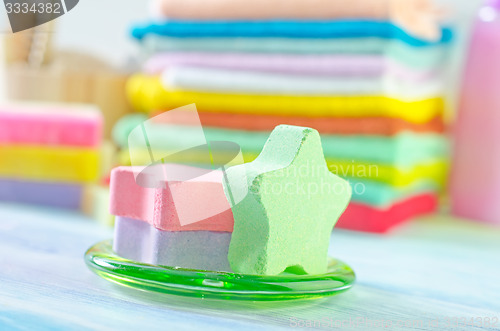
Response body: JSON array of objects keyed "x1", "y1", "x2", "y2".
[{"x1": 0, "y1": 203, "x2": 499, "y2": 330}]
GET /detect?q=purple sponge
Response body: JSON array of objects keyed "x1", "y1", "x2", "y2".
[{"x1": 0, "y1": 178, "x2": 83, "y2": 209}]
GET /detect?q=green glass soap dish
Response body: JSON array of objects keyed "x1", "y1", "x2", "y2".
[{"x1": 85, "y1": 240, "x2": 355, "y2": 301}]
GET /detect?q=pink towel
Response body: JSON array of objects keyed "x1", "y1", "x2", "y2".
[{"x1": 145, "y1": 53, "x2": 440, "y2": 82}]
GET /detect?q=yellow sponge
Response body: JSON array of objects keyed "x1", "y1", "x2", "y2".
[{"x1": 0, "y1": 145, "x2": 99, "y2": 183}]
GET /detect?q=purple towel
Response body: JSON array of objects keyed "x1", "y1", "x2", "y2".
[{"x1": 144, "y1": 52, "x2": 439, "y2": 82}]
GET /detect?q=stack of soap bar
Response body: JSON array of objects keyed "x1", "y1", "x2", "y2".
[
  {"x1": 110, "y1": 125, "x2": 352, "y2": 275},
  {"x1": 0, "y1": 103, "x2": 102, "y2": 209},
  {"x1": 110, "y1": 164, "x2": 234, "y2": 271}
]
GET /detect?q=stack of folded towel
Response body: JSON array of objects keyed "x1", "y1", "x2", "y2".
[
  {"x1": 0, "y1": 103, "x2": 102, "y2": 210},
  {"x1": 120, "y1": 0, "x2": 452, "y2": 232}
]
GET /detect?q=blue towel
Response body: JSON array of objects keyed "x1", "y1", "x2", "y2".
[{"x1": 131, "y1": 20, "x2": 453, "y2": 47}]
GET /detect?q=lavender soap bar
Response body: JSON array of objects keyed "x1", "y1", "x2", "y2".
[{"x1": 113, "y1": 217, "x2": 232, "y2": 271}]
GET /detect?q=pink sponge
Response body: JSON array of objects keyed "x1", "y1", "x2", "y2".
[
  {"x1": 109, "y1": 164, "x2": 233, "y2": 232},
  {"x1": 0, "y1": 103, "x2": 102, "y2": 147}
]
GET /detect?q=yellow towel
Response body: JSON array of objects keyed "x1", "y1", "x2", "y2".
[
  {"x1": 0, "y1": 145, "x2": 99, "y2": 183},
  {"x1": 127, "y1": 74, "x2": 444, "y2": 124},
  {"x1": 327, "y1": 159, "x2": 448, "y2": 187}
]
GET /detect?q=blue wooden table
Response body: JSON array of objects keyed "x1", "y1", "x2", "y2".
[{"x1": 0, "y1": 202, "x2": 499, "y2": 330}]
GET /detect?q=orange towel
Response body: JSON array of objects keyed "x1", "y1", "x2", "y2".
[{"x1": 151, "y1": 111, "x2": 445, "y2": 136}]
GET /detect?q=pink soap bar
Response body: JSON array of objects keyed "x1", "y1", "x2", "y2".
[
  {"x1": 110, "y1": 164, "x2": 437, "y2": 234},
  {"x1": 0, "y1": 103, "x2": 102, "y2": 147},
  {"x1": 109, "y1": 164, "x2": 234, "y2": 232}
]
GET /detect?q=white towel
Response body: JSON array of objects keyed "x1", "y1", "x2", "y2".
[{"x1": 162, "y1": 66, "x2": 444, "y2": 101}]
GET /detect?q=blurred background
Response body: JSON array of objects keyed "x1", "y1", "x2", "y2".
[{"x1": 0, "y1": 0, "x2": 498, "y2": 233}]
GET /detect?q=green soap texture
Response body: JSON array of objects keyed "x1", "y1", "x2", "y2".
[{"x1": 223, "y1": 125, "x2": 352, "y2": 275}]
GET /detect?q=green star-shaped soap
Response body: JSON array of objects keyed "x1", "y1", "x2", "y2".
[{"x1": 223, "y1": 125, "x2": 352, "y2": 275}]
